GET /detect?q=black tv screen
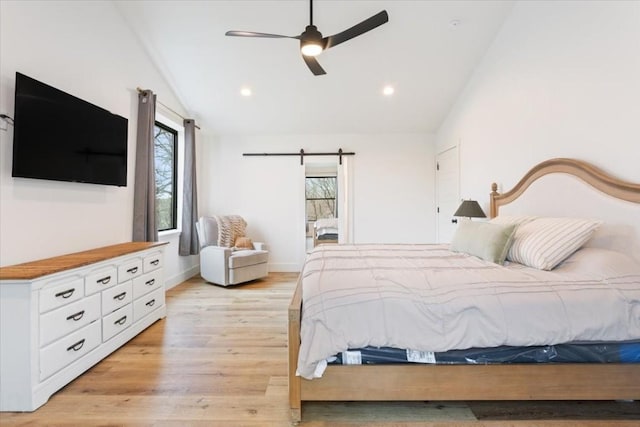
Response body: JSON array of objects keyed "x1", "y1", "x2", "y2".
[{"x1": 12, "y1": 72, "x2": 128, "y2": 186}]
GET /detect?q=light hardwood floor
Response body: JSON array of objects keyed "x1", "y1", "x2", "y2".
[{"x1": 1, "y1": 272, "x2": 638, "y2": 426}]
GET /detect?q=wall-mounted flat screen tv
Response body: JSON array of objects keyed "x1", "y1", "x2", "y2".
[{"x1": 12, "y1": 72, "x2": 128, "y2": 187}]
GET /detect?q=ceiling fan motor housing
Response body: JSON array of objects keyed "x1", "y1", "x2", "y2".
[{"x1": 300, "y1": 25, "x2": 324, "y2": 55}]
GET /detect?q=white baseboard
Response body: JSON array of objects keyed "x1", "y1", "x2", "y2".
[
  {"x1": 164, "y1": 264, "x2": 200, "y2": 290},
  {"x1": 268, "y1": 262, "x2": 301, "y2": 273},
  {"x1": 164, "y1": 263, "x2": 299, "y2": 288}
]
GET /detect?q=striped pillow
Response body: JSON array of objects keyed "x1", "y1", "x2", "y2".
[
  {"x1": 507, "y1": 217, "x2": 603, "y2": 270},
  {"x1": 490, "y1": 215, "x2": 538, "y2": 227}
]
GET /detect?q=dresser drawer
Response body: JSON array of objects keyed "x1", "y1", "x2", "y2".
[
  {"x1": 102, "y1": 304, "x2": 133, "y2": 342},
  {"x1": 102, "y1": 281, "x2": 133, "y2": 315},
  {"x1": 85, "y1": 266, "x2": 117, "y2": 296},
  {"x1": 117, "y1": 258, "x2": 143, "y2": 283},
  {"x1": 39, "y1": 320, "x2": 101, "y2": 381},
  {"x1": 132, "y1": 270, "x2": 163, "y2": 299},
  {"x1": 143, "y1": 252, "x2": 163, "y2": 273},
  {"x1": 133, "y1": 287, "x2": 165, "y2": 322},
  {"x1": 39, "y1": 277, "x2": 85, "y2": 314},
  {"x1": 40, "y1": 294, "x2": 101, "y2": 347}
]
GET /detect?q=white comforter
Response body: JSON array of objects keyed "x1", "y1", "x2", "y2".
[{"x1": 297, "y1": 244, "x2": 640, "y2": 379}]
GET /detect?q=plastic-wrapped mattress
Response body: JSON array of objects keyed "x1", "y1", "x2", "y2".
[
  {"x1": 317, "y1": 233, "x2": 338, "y2": 241},
  {"x1": 298, "y1": 244, "x2": 640, "y2": 379},
  {"x1": 330, "y1": 341, "x2": 640, "y2": 365}
]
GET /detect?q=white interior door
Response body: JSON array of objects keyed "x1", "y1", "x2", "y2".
[{"x1": 436, "y1": 146, "x2": 460, "y2": 243}]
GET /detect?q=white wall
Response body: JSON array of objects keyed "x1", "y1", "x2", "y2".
[
  {"x1": 0, "y1": 1, "x2": 200, "y2": 286},
  {"x1": 435, "y1": 0, "x2": 640, "y2": 259},
  {"x1": 201, "y1": 133, "x2": 435, "y2": 271},
  {"x1": 436, "y1": 0, "x2": 640, "y2": 206}
]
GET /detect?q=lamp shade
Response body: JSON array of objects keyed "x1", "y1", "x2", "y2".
[{"x1": 453, "y1": 200, "x2": 486, "y2": 218}]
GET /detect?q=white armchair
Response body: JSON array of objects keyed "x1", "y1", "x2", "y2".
[{"x1": 196, "y1": 216, "x2": 269, "y2": 286}]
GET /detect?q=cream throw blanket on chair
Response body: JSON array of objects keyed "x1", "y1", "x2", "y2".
[{"x1": 214, "y1": 215, "x2": 247, "y2": 247}]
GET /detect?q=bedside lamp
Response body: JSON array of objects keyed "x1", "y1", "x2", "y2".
[{"x1": 453, "y1": 200, "x2": 486, "y2": 220}]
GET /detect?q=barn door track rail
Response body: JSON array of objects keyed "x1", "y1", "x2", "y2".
[{"x1": 243, "y1": 148, "x2": 355, "y2": 165}]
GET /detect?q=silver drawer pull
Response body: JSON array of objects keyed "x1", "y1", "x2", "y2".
[
  {"x1": 66, "y1": 339, "x2": 85, "y2": 352},
  {"x1": 97, "y1": 276, "x2": 111, "y2": 285},
  {"x1": 145, "y1": 279, "x2": 155, "y2": 286},
  {"x1": 66, "y1": 310, "x2": 85, "y2": 321},
  {"x1": 113, "y1": 292, "x2": 127, "y2": 301},
  {"x1": 145, "y1": 299, "x2": 156, "y2": 307},
  {"x1": 126, "y1": 266, "x2": 138, "y2": 274},
  {"x1": 150, "y1": 259, "x2": 160, "y2": 266},
  {"x1": 114, "y1": 315, "x2": 127, "y2": 326},
  {"x1": 55, "y1": 289, "x2": 75, "y2": 299}
]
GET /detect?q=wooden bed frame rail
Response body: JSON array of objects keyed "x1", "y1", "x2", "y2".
[
  {"x1": 289, "y1": 276, "x2": 640, "y2": 422},
  {"x1": 289, "y1": 158, "x2": 640, "y2": 423}
]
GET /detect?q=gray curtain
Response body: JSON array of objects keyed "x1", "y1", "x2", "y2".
[
  {"x1": 179, "y1": 119, "x2": 199, "y2": 255},
  {"x1": 132, "y1": 89, "x2": 158, "y2": 242}
]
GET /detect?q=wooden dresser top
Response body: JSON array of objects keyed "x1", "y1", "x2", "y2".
[{"x1": 0, "y1": 242, "x2": 169, "y2": 281}]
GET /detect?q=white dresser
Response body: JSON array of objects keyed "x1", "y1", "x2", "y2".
[{"x1": 0, "y1": 242, "x2": 168, "y2": 412}]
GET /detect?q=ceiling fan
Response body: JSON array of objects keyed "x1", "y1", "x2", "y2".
[{"x1": 225, "y1": 0, "x2": 389, "y2": 76}]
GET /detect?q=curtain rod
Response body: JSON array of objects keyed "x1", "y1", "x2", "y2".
[
  {"x1": 136, "y1": 87, "x2": 200, "y2": 130},
  {"x1": 243, "y1": 148, "x2": 355, "y2": 165}
]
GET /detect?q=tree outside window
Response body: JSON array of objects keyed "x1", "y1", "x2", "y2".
[
  {"x1": 305, "y1": 176, "x2": 337, "y2": 220},
  {"x1": 154, "y1": 122, "x2": 177, "y2": 231}
]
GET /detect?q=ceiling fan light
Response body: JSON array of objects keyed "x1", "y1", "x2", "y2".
[
  {"x1": 301, "y1": 41, "x2": 323, "y2": 57},
  {"x1": 300, "y1": 24, "x2": 323, "y2": 57}
]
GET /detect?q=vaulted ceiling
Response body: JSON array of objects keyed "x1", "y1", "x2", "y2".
[{"x1": 115, "y1": 1, "x2": 514, "y2": 135}]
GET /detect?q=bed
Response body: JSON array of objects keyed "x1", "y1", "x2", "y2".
[
  {"x1": 288, "y1": 158, "x2": 640, "y2": 423},
  {"x1": 313, "y1": 217, "x2": 339, "y2": 246}
]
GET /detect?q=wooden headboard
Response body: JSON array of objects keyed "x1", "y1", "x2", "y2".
[{"x1": 489, "y1": 158, "x2": 640, "y2": 219}]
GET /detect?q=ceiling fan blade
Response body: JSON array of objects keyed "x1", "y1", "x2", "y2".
[
  {"x1": 324, "y1": 10, "x2": 389, "y2": 49},
  {"x1": 225, "y1": 30, "x2": 299, "y2": 39},
  {"x1": 302, "y1": 55, "x2": 326, "y2": 76}
]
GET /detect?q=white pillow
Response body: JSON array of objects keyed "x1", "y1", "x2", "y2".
[
  {"x1": 554, "y1": 247, "x2": 640, "y2": 277},
  {"x1": 507, "y1": 217, "x2": 603, "y2": 270}
]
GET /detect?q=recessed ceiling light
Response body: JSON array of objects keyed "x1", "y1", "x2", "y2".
[
  {"x1": 382, "y1": 85, "x2": 395, "y2": 96},
  {"x1": 240, "y1": 87, "x2": 252, "y2": 97}
]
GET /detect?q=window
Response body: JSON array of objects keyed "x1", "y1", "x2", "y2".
[
  {"x1": 305, "y1": 176, "x2": 337, "y2": 221},
  {"x1": 154, "y1": 121, "x2": 178, "y2": 231}
]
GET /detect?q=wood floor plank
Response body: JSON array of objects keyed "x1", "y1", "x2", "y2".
[{"x1": 1, "y1": 272, "x2": 638, "y2": 426}]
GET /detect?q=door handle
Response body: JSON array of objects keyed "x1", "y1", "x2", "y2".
[{"x1": 451, "y1": 218, "x2": 458, "y2": 224}]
